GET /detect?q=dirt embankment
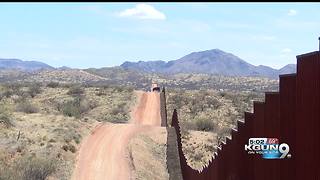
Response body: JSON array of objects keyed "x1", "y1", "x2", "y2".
[{"x1": 72, "y1": 91, "x2": 164, "y2": 180}]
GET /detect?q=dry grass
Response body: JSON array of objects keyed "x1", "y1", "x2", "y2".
[
  {"x1": 0, "y1": 83, "x2": 135, "y2": 179},
  {"x1": 0, "y1": 155, "x2": 57, "y2": 180},
  {"x1": 166, "y1": 89, "x2": 263, "y2": 170},
  {"x1": 128, "y1": 127, "x2": 181, "y2": 180},
  {"x1": 181, "y1": 130, "x2": 217, "y2": 170}
]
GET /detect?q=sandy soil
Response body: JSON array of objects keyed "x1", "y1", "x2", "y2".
[
  {"x1": 131, "y1": 92, "x2": 161, "y2": 126},
  {"x1": 72, "y1": 91, "x2": 162, "y2": 180}
]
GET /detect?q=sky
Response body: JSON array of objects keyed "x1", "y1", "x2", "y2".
[{"x1": 0, "y1": 2, "x2": 320, "y2": 69}]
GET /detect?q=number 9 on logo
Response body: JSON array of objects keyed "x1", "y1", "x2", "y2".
[{"x1": 279, "y1": 143, "x2": 290, "y2": 159}]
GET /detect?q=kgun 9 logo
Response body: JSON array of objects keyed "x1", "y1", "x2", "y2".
[{"x1": 245, "y1": 138, "x2": 290, "y2": 159}]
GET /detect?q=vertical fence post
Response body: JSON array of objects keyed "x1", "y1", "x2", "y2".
[
  {"x1": 230, "y1": 128, "x2": 239, "y2": 179},
  {"x1": 279, "y1": 74, "x2": 296, "y2": 180},
  {"x1": 233, "y1": 120, "x2": 245, "y2": 180},
  {"x1": 218, "y1": 139, "x2": 227, "y2": 180},
  {"x1": 296, "y1": 52, "x2": 320, "y2": 180},
  {"x1": 264, "y1": 92, "x2": 281, "y2": 180},
  {"x1": 244, "y1": 112, "x2": 254, "y2": 180},
  {"x1": 253, "y1": 102, "x2": 265, "y2": 180}
]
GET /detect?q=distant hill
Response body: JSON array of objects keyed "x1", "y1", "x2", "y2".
[
  {"x1": 121, "y1": 49, "x2": 296, "y2": 78},
  {"x1": 0, "y1": 49, "x2": 297, "y2": 79},
  {"x1": 278, "y1": 64, "x2": 296, "y2": 74},
  {"x1": 0, "y1": 58, "x2": 54, "y2": 71}
]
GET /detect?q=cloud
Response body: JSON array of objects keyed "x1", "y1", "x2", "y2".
[
  {"x1": 118, "y1": 3, "x2": 166, "y2": 20},
  {"x1": 281, "y1": 48, "x2": 292, "y2": 53},
  {"x1": 288, "y1": 9, "x2": 297, "y2": 16}
]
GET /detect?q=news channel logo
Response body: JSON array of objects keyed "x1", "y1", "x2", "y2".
[{"x1": 244, "y1": 138, "x2": 291, "y2": 159}]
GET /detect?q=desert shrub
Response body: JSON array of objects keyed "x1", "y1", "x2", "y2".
[
  {"x1": 61, "y1": 101, "x2": 81, "y2": 118},
  {"x1": 62, "y1": 144, "x2": 69, "y2": 151},
  {"x1": 0, "y1": 113, "x2": 13, "y2": 128},
  {"x1": 0, "y1": 156, "x2": 56, "y2": 180},
  {"x1": 0, "y1": 104, "x2": 13, "y2": 128},
  {"x1": 79, "y1": 98, "x2": 96, "y2": 113},
  {"x1": 63, "y1": 129, "x2": 82, "y2": 144},
  {"x1": 18, "y1": 156, "x2": 56, "y2": 180},
  {"x1": 216, "y1": 127, "x2": 231, "y2": 146},
  {"x1": 46, "y1": 82, "x2": 59, "y2": 88},
  {"x1": 27, "y1": 83, "x2": 42, "y2": 98},
  {"x1": 74, "y1": 135, "x2": 81, "y2": 144},
  {"x1": 108, "y1": 85, "x2": 134, "y2": 93},
  {"x1": 62, "y1": 144, "x2": 76, "y2": 153},
  {"x1": 58, "y1": 97, "x2": 96, "y2": 118},
  {"x1": 219, "y1": 91, "x2": 226, "y2": 97},
  {"x1": 16, "y1": 101, "x2": 39, "y2": 114},
  {"x1": 95, "y1": 88, "x2": 106, "y2": 96},
  {"x1": 101, "y1": 103, "x2": 130, "y2": 123},
  {"x1": 1, "y1": 89, "x2": 13, "y2": 99},
  {"x1": 195, "y1": 118, "x2": 215, "y2": 132},
  {"x1": 110, "y1": 106, "x2": 123, "y2": 115},
  {"x1": 68, "y1": 144, "x2": 76, "y2": 153},
  {"x1": 67, "y1": 85, "x2": 84, "y2": 96},
  {"x1": 190, "y1": 151, "x2": 203, "y2": 162},
  {"x1": 103, "y1": 113, "x2": 129, "y2": 123},
  {"x1": 1, "y1": 83, "x2": 22, "y2": 98},
  {"x1": 180, "y1": 127, "x2": 191, "y2": 139},
  {"x1": 5, "y1": 83, "x2": 22, "y2": 94},
  {"x1": 180, "y1": 121, "x2": 197, "y2": 131}
]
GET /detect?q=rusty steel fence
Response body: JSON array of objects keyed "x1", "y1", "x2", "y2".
[
  {"x1": 160, "y1": 87, "x2": 168, "y2": 127},
  {"x1": 170, "y1": 51, "x2": 320, "y2": 180}
]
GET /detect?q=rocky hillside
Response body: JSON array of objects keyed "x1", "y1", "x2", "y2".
[
  {"x1": 121, "y1": 49, "x2": 296, "y2": 78},
  {"x1": 0, "y1": 58, "x2": 54, "y2": 71}
]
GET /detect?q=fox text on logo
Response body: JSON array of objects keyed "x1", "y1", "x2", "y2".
[{"x1": 244, "y1": 138, "x2": 290, "y2": 159}]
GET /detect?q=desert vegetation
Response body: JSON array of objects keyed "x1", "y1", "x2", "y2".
[
  {"x1": 0, "y1": 68, "x2": 277, "y2": 176},
  {"x1": 0, "y1": 155, "x2": 57, "y2": 180},
  {"x1": 0, "y1": 82, "x2": 135, "y2": 179},
  {"x1": 1, "y1": 67, "x2": 277, "y2": 92},
  {"x1": 166, "y1": 88, "x2": 265, "y2": 169}
]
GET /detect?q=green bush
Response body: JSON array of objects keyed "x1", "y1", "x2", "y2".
[
  {"x1": 16, "y1": 101, "x2": 39, "y2": 114},
  {"x1": 100, "y1": 103, "x2": 130, "y2": 123},
  {"x1": 1, "y1": 83, "x2": 22, "y2": 98},
  {"x1": 19, "y1": 156, "x2": 56, "y2": 180},
  {"x1": 46, "y1": 82, "x2": 59, "y2": 88},
  {"x1": 58, "y1": 97, "x2": 95, "y2": 118},
  {"x1": 95, "y1": 88, "x2": 106, "y2": 96},
  {"x1": 67, "y1": 85, "x2": 84, "y2": 96},
  {"x1": 1, "y1": 89, "x2": 13, "y2": 99},
  {"x1": 0, "y1": 104, "x2": 13, "y2": 128},
  {"x1": 62, "y1": 144, "x2": 76, "y2": 153},
  {"x1": 103, "y1": 113, "x2": 129, "y2": 123},
  {"x1": 0, "y1": 113, "x2": 13, "y2": 128},
  {"x1": 27, "y1": 83, "x2": 42, "y2": 98},
  {"x1": 0, "y1": 156, "x2": 56, "y2": 180},
  {"x1": 61, "y1": 100, "x2": 81, "y2": 118},
  {"x1": 195, "y1": 118, "x2": 215, "y2": 132}
]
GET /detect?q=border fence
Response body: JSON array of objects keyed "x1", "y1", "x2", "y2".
[{"x1": 170, "y1": 51, "x2": 320, "y2": 180}]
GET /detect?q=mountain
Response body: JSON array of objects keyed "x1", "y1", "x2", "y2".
[
  {"x1": 121, "y1": 60, "x2": 167, "y2": 73},
  {"x1": 0, "y1": 58, "x2": 54, "y2": 72},
  {"x1": 58, "y1": 66, "x2": 72, "y2": 70},
  {"x1": 278, "y1": 64, "x2": 296, "y2": 74},
  {"x1": 120, "y1": 49, "x2": 296, "y2": 78}
]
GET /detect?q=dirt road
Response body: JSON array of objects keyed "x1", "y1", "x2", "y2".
[
  {"x1": 72, "y1": 92, "x2": 162, "y2": 180},
  {"x1": 131, "y1": 91, "x2": 161, "y2": 126}
]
